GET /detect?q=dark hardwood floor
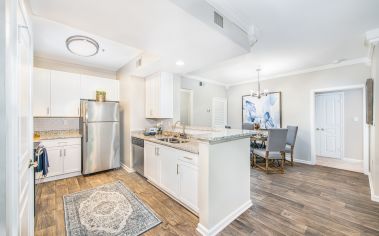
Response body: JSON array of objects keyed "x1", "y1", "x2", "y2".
[{"x1": 35, "y1": 164, "x2": 379, "y2": 236}]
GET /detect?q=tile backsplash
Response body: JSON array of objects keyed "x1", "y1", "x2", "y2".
[{"x1": 34, "y1": 118, "x2": 79, "y2": 131}]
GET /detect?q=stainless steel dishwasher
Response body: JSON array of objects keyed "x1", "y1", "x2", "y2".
[{"x1": 132, "y1": 137, "x2": 144, "y2": 176}]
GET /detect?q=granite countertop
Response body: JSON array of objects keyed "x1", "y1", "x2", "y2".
[
  {"x1": 192, "y1": 129, "x2": 256, "y2": 144},
  {"x1": 34, "y1": 130, "x2": 82, "y2": 141},
  {"x1": 132, "y1": 132, "x2": 200, "y2": 154}
]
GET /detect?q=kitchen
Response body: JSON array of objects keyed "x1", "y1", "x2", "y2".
[{"x1": 3, "y1": 0, "x2": 379, "y2": 235}]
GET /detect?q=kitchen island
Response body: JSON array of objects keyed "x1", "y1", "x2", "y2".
[{"x1": 132, "y1": 129, "x2": 254, "y2": 236}]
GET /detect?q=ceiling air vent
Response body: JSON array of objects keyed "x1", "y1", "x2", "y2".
[{"x1": 214, "y1": 11, "x2": 223, "y2": 28}]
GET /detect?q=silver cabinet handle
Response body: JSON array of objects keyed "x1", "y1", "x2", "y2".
[
  {"x1": 316, "y1": 128, "x2": 320, "y2": 131},
  {"x1": 47, "y1": 107, "x2": 50, "y2": 115},
  {"x1": 60, "y1": 149, "x2": 62, "y2": 157},
  {"x1": 156, "y1": 147, "x2": 159, "y2": 156},
  {"x1": 64, "y1": 149, "x2": 66, "y2": 156},
  {"x1": 177, "y1": 164, "x2": 178, "y2": 175},
  {"x1": 183, "y1": 156, "x2": 193, "y2": 160}
]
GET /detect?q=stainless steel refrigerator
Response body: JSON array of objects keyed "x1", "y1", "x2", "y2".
[{"x1": 80, "y1": 100, "x2": 120, "y2": 175}]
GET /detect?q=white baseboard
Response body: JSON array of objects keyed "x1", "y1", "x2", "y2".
[
  {"x1": 285, "y1": 157, "x2": 313, "y2": 165},
  {"x1": 342, "y1": 158, "x2": 363, "y2": 163},
  {"x1": 121, "y1": 163, "x2": 135, "y2": 173},
  {"x1": 196, "y1": 200, "x2": 252, "y2": 236},
  {"x1": 35, "y1": 171, "x2": 82, "y2": 184},
  {"x1": 368, "y1": 173, "x2": 379, "y2": 202}
]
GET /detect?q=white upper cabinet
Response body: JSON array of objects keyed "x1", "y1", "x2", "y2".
[
  {"x1": 33, "y1": 68, "x2": 51, "y2": 117},
  {"x1": 33, "y1": 67, "x2": 119, "y2": 117},
  {"x1": 145, "y1": 72, "x2": 173, "y2": 118},
  {"x1": 50, "y1": 70, "x2": 81, "y2": 117},
  {"x1": 80, "y1": 75, "x2": 119, "y2": 101}
]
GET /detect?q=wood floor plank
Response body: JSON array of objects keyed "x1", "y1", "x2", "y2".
[{"x1": 35, "y1": 163, "x2": 379, "y2": 235}]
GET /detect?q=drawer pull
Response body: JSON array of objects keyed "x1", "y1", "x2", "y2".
[{"x1": 183, "y1": 156, "x2": 193, "y2": 160}]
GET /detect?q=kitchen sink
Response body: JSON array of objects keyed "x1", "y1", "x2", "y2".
[{"x1": 158, "y1": 137, "x2": 189, "y2": 144}]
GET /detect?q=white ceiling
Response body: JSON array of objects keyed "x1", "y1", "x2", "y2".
[
  {"x1": 187, "y1": 0, "x2": 379, "y2": 85},
  {"x1": 28, "y1": 0, "x2": 247, "y2": 74},
  {"x1": 31, "y1": 16, "x2": 141, "y2": 71}
]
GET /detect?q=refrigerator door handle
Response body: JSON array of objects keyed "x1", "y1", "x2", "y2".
[{"x1": 85, "y1": 123, "x2": 88, "y2": 142}]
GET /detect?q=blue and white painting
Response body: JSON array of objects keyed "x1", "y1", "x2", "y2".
[{"x1": 242, "y1": 93, "x2": 281, "y2": 129}]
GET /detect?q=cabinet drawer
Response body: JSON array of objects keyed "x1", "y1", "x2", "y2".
[
  {"x1": 178, "y1": 151, "x2": 198, "y2": 166},
  {"x1": 40, "y1": 138, "x2": 81, "y2": 148}
]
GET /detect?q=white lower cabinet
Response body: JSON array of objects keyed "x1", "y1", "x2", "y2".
[
  {"x1": 178, "y1": 160, "x2": 198, "y2": 212},
  {"x1": 64, "y1": 145, "x2": 82, "y2": 173},
  {"x1": 37, "y1": 138, "x2": 82, "y2": 182},
  {"x1": 159, "y1": 146, "x2": 179, "y2": 197},
  {"x1": 144, "y1": 141, "x2": 198, "y2": 213},
  {"x1": 46, "y1": 147, "x2": 64, "y2": 177}
]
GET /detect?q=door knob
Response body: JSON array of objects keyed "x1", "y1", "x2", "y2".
[{"x1": 316, "y1": 128, "x2": 320, "y2": 131}]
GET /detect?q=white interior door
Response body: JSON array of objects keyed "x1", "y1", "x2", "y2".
[
  {"x1": 212, "y1": 97, "x2": 228, "y2": 128},
  {"x1": 17, "y1": 2, "x2": 34, "y2": 235},
  {"x1": 315, "y1": 93, "x2": 343, "y2": 159}
]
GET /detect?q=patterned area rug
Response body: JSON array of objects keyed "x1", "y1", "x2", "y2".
[{"x1": 64, "y1": 181, "x2": 161, "y2": 236}]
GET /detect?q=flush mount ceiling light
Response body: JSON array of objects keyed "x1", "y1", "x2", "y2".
[
  {"x1": 176, "y1": 60, "x2": 184, "y2": 66},
  {"x1": 66, "y1": 35, "x2": 99, "y2": 57}
]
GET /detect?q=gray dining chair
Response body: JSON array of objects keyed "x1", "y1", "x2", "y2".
[
  {"x1": 285, "y1": 126, "x2": 298, "y2": 166},
  {"x1": 252, "y1": 128, "x2": 288, "y2": 174}
]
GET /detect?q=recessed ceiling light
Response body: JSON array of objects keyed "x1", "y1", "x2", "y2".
[
  {"x1": 176, "y1": 60, "x2": 184, "y2": 66},
  {"x1": 66, "y1": 35, "x2": 99, "y2": 57}
]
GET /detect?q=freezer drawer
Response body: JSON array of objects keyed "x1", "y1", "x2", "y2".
[{"x1": 82, "y1": 121, "x2": 120, "y2": 174}]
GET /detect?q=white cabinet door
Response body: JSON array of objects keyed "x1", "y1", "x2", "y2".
[
  {"x1": 178, "y1": 160, "x2": 198, "y2": 212},
  {"x1": 159, "y1": 72, "x2": 173, "y2": 118},
  {"x1": 159, "y1": 146, "x2": 179, "y2": 196},
  {"x1": 145, "y1": 72, "x2": 173, "y2": 118},
  {"x1": 145, "y1": 77, "x2": 156, "y2": 118},
  {"x1": 144, "y1": 142, "x2": 159, "y2": 183},
  {"x1": 45, "y1": 147, "x2": 64, "y2": 177},
  {"x1": 81, "y1": 75, "x2": 119, "y2": 101},
  {"x1": 63, "y1": 145, "x2": 81, "y2": 173},
  {"x1": 50, "y1": 70, "x2": 81, "y2": 117},
  {"x1": 33, "y1": 68, "x2": 51, "y2": 117}
]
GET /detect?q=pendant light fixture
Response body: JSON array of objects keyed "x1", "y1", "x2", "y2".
[{"x1": 250, "y1": 68, "x2": 269, "y2": 99}]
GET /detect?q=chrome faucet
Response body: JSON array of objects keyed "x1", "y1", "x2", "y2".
[
  {"x1": 172, "y1": 121, "x2": 187, "y2": 139},
  {"x1": 172, "y1": 121, "x2": 181, "y2": 132}
]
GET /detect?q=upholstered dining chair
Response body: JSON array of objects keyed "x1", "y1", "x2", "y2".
[
  {"x1": 285, "y1": 126, "x2": 298, "y2": 166},
  {"x1": 252, "y1": 128, "x2": 288, "y2": 174}
]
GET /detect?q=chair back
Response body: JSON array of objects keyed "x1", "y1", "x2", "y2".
[
  {"x1": 266, "y1": 128, "x2": 288, "y2": 152},
  {"x1": 286, "y1": 126, "x2": 298, "y2": 147}
]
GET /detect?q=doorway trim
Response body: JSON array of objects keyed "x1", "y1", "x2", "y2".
[
  {"x1": 310, "y1": 84, "x2": 369, "y2": 174},
  {"x1": 180, "y1": 89, "x2": 194, "y2": 125}
]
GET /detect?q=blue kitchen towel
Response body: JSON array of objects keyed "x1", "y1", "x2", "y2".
[{"x1": 37, "y1": 147, "x2": 49, "y2": 176}]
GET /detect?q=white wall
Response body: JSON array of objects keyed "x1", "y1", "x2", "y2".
[
  {"x1": 34, "y1": 56, "x2": 117, "y2": 79},
  {"x1": 370, "y1": 45, "x2": 379, "y2": 198},
  {"x1": 227, "y1": 64, "x2": 370, "y2": 162},
  {"x1": 343, "y1": 89, "x2": 364, "y2": 160},
  {"x1": 181, "y1": 77, "x2": 227, "y2": 127},
  {"x1": 117, "y1": 59, "x2": 155, "y2": 168}
]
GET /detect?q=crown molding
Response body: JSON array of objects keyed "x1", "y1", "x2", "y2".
[{"x1": 228, "y1": 57, "x2": 370, "y2": 87}]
